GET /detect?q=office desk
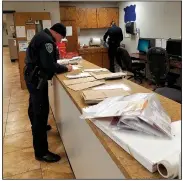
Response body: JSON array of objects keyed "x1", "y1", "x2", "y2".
[
  {"x1": 130, "y1": 53, "x2": 182, "y2": 69},
  {"x1": 48, "y1": 60, "x2": 181, "y2": 179},
  {"x1": 130, "y1": 53, "x2": 147, "y2": 62}
]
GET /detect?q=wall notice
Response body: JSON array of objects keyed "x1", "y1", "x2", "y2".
[
  {"x1": 18, "y1": 41, "x2": 28, "y2": 52},
  {"x1": 27, "y1": 29, "x2": 35, "y2": 41},
  {"x1": 16, "y1": 26, "x2": 26, "y2": 38}
]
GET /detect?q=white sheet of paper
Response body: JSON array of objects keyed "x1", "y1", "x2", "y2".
[
  {"x1": 92, "y1": 83, "x2": 131, "y2": 91},
  {"x1": 18, "y1": 41, "x2": 28, "y2": 52},
  {"x1": 66, "y1": 26, "x2": 72, "y2": 36},
  {"x1": 42, "y1": 20, "x2": 52, "y2": 29},
  {"x1": 155, "y1": 39, "x2": 162, "y2": 47},
  {"x1": 27, "y1": 29, "x2": 35, "y2": 41},
  {"x1": 72, "y1": 65, "x2": 81, "y2": 70},
  {"x1": 162, "y1": 39, "x2": 167, "y2": 49},
  {"x1": 16, "y1": 26, "x2": 26, "y2": 38},
  {"x1": 83, "y1": 68, "x2": 108, "y2": 72}
]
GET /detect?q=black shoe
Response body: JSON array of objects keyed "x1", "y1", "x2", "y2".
[
  {"x1": 35, "y1": 151, "x2": 61, "y2": 162},
  {"x1": 46, "y1": 125, "x2": 52, "y2": 131}
]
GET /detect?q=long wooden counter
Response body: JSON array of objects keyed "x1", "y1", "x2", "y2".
[{"x1": 49, "y1": 60, "x2": 181, "y2": 179}]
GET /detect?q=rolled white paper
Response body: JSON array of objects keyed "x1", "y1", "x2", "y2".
[
  {"x1": 157, "y1": 151, "x2": 180, "y2": 179},
  {"x1": 91, "y1": 38, "x2": 101, "y2": 45},
  {"x1": 179, "y1": 153, "x2": 182, "y2": 179}
]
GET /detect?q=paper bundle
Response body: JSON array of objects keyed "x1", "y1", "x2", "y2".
[
  {"x1": 66, "y1": 72, "x2": 92, "y2": 79},
  {"x1": 90, "y1": 72, "x2": 127, "y2": 80},
  {"x1": 57, "y1": 56, "x2": 82, "y2": 65},
  {"x1": 81, "y1": 93, "x2": 172, "y2": 138},
  {"x1": 83, "y1": 68, "x2": 109, "y2": 72},
  {"x1": 82, "y1": 89, "x2": 130, "y2": 104},
  {"x1": 67, "y1": 80, "x2": 105, "y2": 91}
]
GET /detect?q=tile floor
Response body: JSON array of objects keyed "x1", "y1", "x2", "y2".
[{"x1": 3, "y1": 47, "x2": 75, "y2": 179}]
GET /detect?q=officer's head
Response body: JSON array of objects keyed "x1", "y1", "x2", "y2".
[
  {"x1": 110, "y1": 21, "x2": 116, "y2": 27},
  {"x1": 50, "y1": 23, "x2": 66, "y2": 43}
]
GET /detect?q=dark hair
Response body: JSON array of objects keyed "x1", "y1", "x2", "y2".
[{"x1": 50, "y1": 23, "x2": 66, "y2": 37}]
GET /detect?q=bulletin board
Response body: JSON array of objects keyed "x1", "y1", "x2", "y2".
[{"x1": 14, "y1": 12, "x2": 51, "y2": 89}]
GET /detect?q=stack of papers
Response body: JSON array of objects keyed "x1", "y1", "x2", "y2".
[
  {"x1": 63, "y1": 77, "x2": 96, "y2": 86},
  {"x1": 83, "y1": 68, "x2": 109, "y2": 72},
  {"x1": 82, "y1": 89, "x2": 130, "y2": 104},
  {"x1": 91, "y1": 72, "x2": 127, "y2": 80},
  {"x1": 67, "y1": 80, "x2": 105, "y2": 91},
  {"x1": 66, "y1": 72, "x2": 91, "y2": 79},
  {"x1": 81, "y1": 93, "x2": 172, "y2": 138},
  {"x1": 57, "y1": 56, "x2": 82, "y2": 65}
]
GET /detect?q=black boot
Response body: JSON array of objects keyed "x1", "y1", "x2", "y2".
[{"x1": 35, "y1": 151, "x2": 61, "y2": 162}]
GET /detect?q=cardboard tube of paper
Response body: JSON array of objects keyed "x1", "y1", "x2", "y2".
[
  {"x1": 179, "y1": 153, "x2": 181, "y2": 179},
  {"x1": 157, "y1": 152, "x2": 180, "y2": 179}
]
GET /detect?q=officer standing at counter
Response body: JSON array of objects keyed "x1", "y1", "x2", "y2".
[
  {"x1": 24, "y1": 23, "x2": 72, "y2": 162},
  {"x1": 103, "y1": 21, "x2": 123, "y2": 73}
]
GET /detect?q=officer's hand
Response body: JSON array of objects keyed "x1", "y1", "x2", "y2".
[{"x1": 66, "y1": 64, "x2": 73, "y2": 72}]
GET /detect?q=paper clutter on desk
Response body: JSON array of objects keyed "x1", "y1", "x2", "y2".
[{"x1": 81, "y1": 93, "x2": 172, "y2": 138}]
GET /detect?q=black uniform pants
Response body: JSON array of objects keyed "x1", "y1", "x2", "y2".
[
  {"x1": 24, "y1": 71, "x2": 49, "y2": 157},
  {"x1": 108, "y1": 44, "x2": 122, "y2": 73}
]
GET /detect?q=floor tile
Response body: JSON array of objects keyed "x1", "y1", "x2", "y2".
[
  {"x1": 3, "y1": 131, "x2": 33, "y2": 154},
  {"x1": 42, "y1": 161, "x2": 74, "y2": 179},
  {"x1": 3, "y1": 113, "x2": 8, "y2": 123},
  {"x1": 4, "y1": 169, "x2": 42, "y2": 179},
  {"x1": 10, "y1": 88, "x2": 29, "y2": 103},
  {"x1": 3, "y1": 148, "x2": 41, "y2": 178},
  {"x1": 5, "y1": 118, "x2": 31, "y2": 136},
  {"x1": 41, "y1": 142, "x2": 75, "y2": 179},
  {"x1": 47, "y1": 126, "x2": 61, "y2": 144},
  {"x1": 9, "y1": 102, "x2": 28, "y2": 112},
  {"x1": 3, "y1": 98, "x2": 10, "y2": 113},
  {"x1": 3, "y1": 122, "x2": 6, "y2": 137},
  {"x1": 7, "y1": 110, "x2": 28, "y2": 122}
]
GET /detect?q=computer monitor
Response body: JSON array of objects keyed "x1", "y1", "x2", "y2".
[
  {"x1": 137, "y1": 38, "x2": 150, "y2": 53},
  {"x1": 166, "y1": 39, "x2": 182, "y2": 57}
]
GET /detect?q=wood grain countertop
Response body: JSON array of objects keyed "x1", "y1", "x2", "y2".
[
  {"x1": 55, "y1": 60, "x2": 181, "y2": 179},
  {"x1": 78, "y1": 46, "x2": 108, "y2": 53}
]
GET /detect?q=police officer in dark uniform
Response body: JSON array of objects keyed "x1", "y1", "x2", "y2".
[
  {"x1": 103, "y1": 21, "x2": 123, "y2": 73},
  {"x1": 24, "y1": 23, "x2": 72, "y2": 162}
]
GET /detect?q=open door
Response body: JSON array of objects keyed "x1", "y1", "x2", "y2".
[{"x1": 62, "y1": 20, "x2": 78, "y2": 52}]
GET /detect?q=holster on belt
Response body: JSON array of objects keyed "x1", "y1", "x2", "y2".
[{"x1": 24, "y1": 65, "x2": 48, "y2": 90}]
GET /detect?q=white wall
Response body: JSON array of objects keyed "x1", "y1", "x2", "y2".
[
  {"x1": 60, "y1": 1, "x2": 118, "y2": 45},
  {"x1": 118, "y1": 1, "x2": 182, "y2": 53},
  {"x1": 3, "y1": 1, "x2": 60, "y2": 25}
]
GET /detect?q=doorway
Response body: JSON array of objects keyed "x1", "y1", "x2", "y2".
[{"x1": 3, "y1": 11, "x2": 16, "y2": 47}]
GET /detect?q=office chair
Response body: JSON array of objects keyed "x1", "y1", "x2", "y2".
[
  {"x1": 147, "y1": 47, "x2": 169, "y2": 87},
  {"x1": 117, "y1": 47, "x2": 145, "y2": 83},
  {"x1": 147, "y1": 47, "x2": 181, "y2": 103}
]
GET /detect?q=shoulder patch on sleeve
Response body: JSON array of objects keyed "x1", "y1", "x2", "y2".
[{"x1": 45, "y1": 43, "x2": 53, "y2": 53}]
